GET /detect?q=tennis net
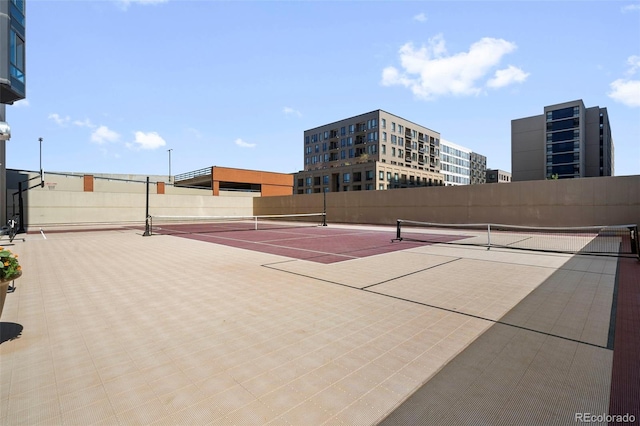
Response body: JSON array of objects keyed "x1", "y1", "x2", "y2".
[
  {"x1": 147, "y1": 212, "x2": 326, "y2": 236},
  {"x1": 394, "y1": 220, "x2": 640, "y2": 257}
]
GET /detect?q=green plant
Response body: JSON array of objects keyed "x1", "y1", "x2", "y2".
[{"x1": 0, "y1": 247, "x2": 21, "y2": 280}]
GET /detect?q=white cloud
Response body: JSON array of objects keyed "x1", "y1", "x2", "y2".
[
  {"x1": 624, "y1": 55, "x2": 640, "y2": 76},
  {"x1": 127, "y1": 131, "x2": 166, "y2": 150},
  {"x1": 381, "y1": 34, "x2": 526, "y2": 100},
  {"x1": 91, "y1": 125, "x2": 121, "y2": 144},
  {"x1": 608, "y1": 55, "x2": 640, "y2": 108},
  {"x1": 413, "y1": 13, "x2": 427, "y2": 22},
  {"x1": 487, "y1": 65, "x2": 530, "y2": 88},
  {"x1": 235, "y1": 138, "x2": 256, "y2": 148},
  {"x1": 116, "y1": 0, "x2": 168, "y2": 9},
  {"x1": 621, "y1": 4, "x2": 640, "y2": 12},
  {"x1": 186, "y1": 127, "x2": 203, "y2": 139},
  {"x1": 283, "y1": 107, "x2": 302, "y2": 117},
  {"x1": 608, "y1": 79, "x2": 640, "y2": 107},
  {"x1": 74, "y1": 118, "x2": 95, "y2": 128},
  {"x1": 48, "y1": 113, "x2": 71, "y2": 126}
]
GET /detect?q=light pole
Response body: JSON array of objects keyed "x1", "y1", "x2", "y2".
[
  {"x1": 39, "y1": 137, "x2": 44, "y2": 187},
  {"x1": 167, "y1": 148, "x2": 173, "y2": 183}
]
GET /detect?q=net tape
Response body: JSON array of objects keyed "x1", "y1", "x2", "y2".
[{"x1": 148, "y1": 212, "x2": 326, "y2": 235}]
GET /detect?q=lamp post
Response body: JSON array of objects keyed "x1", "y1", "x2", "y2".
[
  {"x1": 167, "y1": 148, "x2": 173, "y2": 183},
  {"x1": 39, "y1": 137, "x2": 43, "y2": 187}
]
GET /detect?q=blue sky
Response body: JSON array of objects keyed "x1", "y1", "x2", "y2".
[{"x1": 5, "y1": 0, "x2": 640, "y2": 177}]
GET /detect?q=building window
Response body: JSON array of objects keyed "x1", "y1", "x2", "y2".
[
  {"x1": 382, "y1": 132, "x2": 387, "y2": 142},
  {"x1": 9, "y1": 30, "x2": 25, "y2": 83},
  {"x1": 398, "y1": 125, "x2": 404, "y2": 133},
  {"x1": 323, "y1": 175, "x2": 329, "y2": 184},
  {"x1": 349, "y1": 124, "x2": 355, "y2": 134},
  {"x1": 365, "y1": 170, "x2": 374, "y2": 180},
  {"x1": 381, "y1": 118, "x2": 386, "y2": 129},
  {"x1": 382, "y1": 145, "x2": 386, "y2": 154},
  {"x1": 387, "y1": 172, "x2": 392, "y2": 181},
  {"x1": 379, "y1": 184, "x2": 385, "y2": 190},
  {"x1": 379, "y1": 171, "x2": 384, "y2": 180},
  {"x1": 391, "y1": 122, "x2": 396, "y2": 132},
  {"x1": 391, "y1": 135, "x2": 397, "y2": 144}
]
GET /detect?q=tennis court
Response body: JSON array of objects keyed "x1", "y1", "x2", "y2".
[
  {"x1": 146, "y1": 214, "x2": 465, "y2": 264},
  {"x1": 2, "y1": 219, "x2": 638, "y2": 425}
]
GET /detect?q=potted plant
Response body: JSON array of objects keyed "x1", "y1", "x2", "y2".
[{"x1": 0, "y1": 247, "x2": 21, "y2": 319}]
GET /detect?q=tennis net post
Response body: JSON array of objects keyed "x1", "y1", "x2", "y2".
[{"x1": 142, "y1": 177, "x2": 151, "y2": 236}]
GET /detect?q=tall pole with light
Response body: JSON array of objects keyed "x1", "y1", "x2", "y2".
[
  {"x1": 39, "y1": 137, "x2": 44, "y2": 187},
  {"x1": 167, "y1": 148, "x2": 173, "y2": 183}
]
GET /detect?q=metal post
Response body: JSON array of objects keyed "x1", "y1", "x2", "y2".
[
  {"x1": 39, "y1": 137, "x2": 44, "y2": 188},
  {"x1": 487, "y1": 224, "x2": 491, "y2": 250},
  {"x1": 167, "y1": 149, "x2": 173, "y2": 183},
  {"x1": 143, "y1": 177, "x2": 151, "y2": 236},
  {"x1": 322, "y1": 190, "x2": 327, "y2": 226},
  {"x1": 17, "y1": 181, "x2": 25, "y2": 234}
]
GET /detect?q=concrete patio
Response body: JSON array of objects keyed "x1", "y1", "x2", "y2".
[{"x1": 0, "y1": 224, "x2": 635, "y2": 425}]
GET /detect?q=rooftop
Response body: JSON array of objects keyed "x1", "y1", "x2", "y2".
[{"x1": 1, "y1": 222, "x2": 637, "y2": 424}]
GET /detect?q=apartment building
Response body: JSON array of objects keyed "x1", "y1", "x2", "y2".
[
  {"x1": 440, "y1": 139, "x2": 470, "y2": 186},
  {"x1": 0, "y1": 0, "x2": 27, "y2": 224},
  {"x1": 295, "y1": 110, "x2": 444, "y2": 193},
  {"x1": 511, "y1": 100, "x2": 614, "y2": 181},
  {"x1": 470, "y1": 152, "x2": 487, "y2": 184},
  {"x1": 438, "y1": 140, "x2": 488, "y2": 186},
  {"x1": 486, "y1": 169, "x2": 512, "y2": 183}
]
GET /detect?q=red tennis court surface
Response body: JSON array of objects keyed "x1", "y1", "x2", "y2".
[{"x1": 161, "y1": 225, "x2": 464, "y2": 264}]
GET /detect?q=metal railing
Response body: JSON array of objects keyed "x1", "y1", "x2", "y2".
[{"x1": 174, "y1": 167, "x2": 211, "y2": 182}]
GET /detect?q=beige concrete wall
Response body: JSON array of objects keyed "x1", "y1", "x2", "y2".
[
  {"x1": 255, "y1": 175, "x2": 640, "y2": 227},
  {"x1": 6, "y1": 170, "x2": 253, "y2": 227},
  {"x1": 8, "y1": 169, "x2": 639, "y2": 229},
  {"x1": 20, "y1": 190, "x2": 253, "y2": 226}
]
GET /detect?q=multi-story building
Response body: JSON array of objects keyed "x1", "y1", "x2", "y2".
[
  {"x1": 295, "y1": 110, "x2": 444, "y2": 193},
  {"x1": 440, "y1": 140, "x2": 470, "y2": 186},
  {"x1": 0, "y1": 0, "x2": 27, "y2": 224},
  {"x1": 486, "y1": 169, "x2": 512, "y2": 183},
  {"x1": 470, "y1": 152, "x2": 487, "y2": 184},
  {"x1": 511, "y1": 100, "x2": 614, "y2": 181}
]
